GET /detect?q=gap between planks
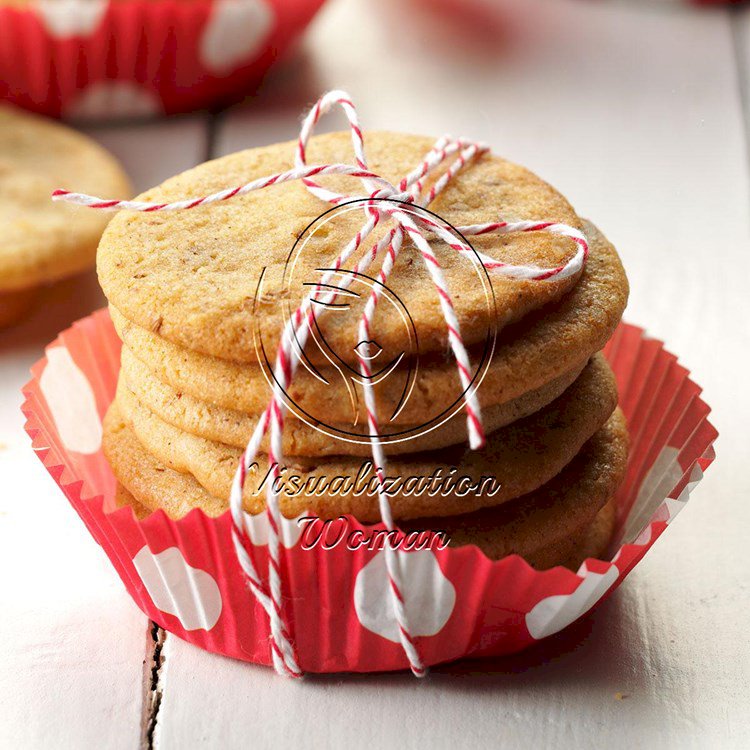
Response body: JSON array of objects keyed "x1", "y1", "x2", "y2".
[{"x1": 141, "y1": 623, "x2": 167, "y2": 750}]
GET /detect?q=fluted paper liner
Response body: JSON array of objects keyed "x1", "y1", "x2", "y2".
[
  {"x1": 23, "y1": 310, "x2": 717, "y2": 672},
  {"x1": 0, "y1": 0, "x2": 325, "y2": 120}
]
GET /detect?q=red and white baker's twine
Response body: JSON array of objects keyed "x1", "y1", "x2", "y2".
[{"x1": 54, "y1": 91, "x2": 588, "y2": 678}]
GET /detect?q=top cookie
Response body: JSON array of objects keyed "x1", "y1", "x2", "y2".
[
  {"x1": 98, "y1": 131, "x2": 586, "y2": 365},
  {"x1": 0, "y1": 106, "x2": 131, "y2": 292}
]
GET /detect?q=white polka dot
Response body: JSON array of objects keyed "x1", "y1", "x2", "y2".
[
  {"x1": 133, "y1": 546, "x2": 222, "y2": 631},
  {"x1": 40, "y1": 347, "x2": 102, "y2": 455},
  {"x1": 638, "y1": 446, "x2": 685, "y2": 510},
  {"x1": 687, "y1": 461, "x2": 704, "y2": 490},
  {"x1": 656, "y1": 460, "x2": 705, "y2": 525},
  {"x1": 35, "y1": 0, "x2": 108, "y2": 38},
  {"x1": 66, "y1": 82, "x2": 162, "y2": 120},
  {"x1": 631, "y1": 523, "x2": 654, "y2": 548},
  {"x1": 354, "y1": 550, "x2": 456, "y2": 643},
  {"x1": 616, "y1": 461, "x2": 705, "y2": 558},
  {"x1": 243, "y1": 509, "x2": 307, "y2": 549},
  {"x1": 200, "y1": 0, "x2": 274, "y2": 73},
  {"x1": 620, "y1": 445, "x2": 684, "y2": 544},
  {"x1": 525, "y1": 563, "x2": 619, "y2": 640}
]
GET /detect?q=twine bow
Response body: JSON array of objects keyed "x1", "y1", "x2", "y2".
[{"x1": 54, "y1": 91, "x2": 588, "y2": 678}]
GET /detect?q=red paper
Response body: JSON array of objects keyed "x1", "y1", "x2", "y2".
[
  {"x1": 23, "y1": 310, "x2": 717, "y2": 673},
  {"x1": 0, "y1": 0, "x2": 325, "y2": 119}
]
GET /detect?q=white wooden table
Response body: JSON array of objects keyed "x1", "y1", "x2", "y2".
[{"x1": 2, "y1": 0, "x2": 749, "y2": 746}]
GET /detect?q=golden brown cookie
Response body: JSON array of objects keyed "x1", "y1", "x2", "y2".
[
  {"x1": 109, "y1": 354, "x2": 619, "y2": 521},
  {"x1": 109, "y1": 221, "x2": 626, "y2": 425},
  {"x1": 414, "y1": 414, "x2": 626, "y2": 564},
  {"x1": 110, "y1": 416, "x2": 626, "y2": 572},
  {"x1": 561, "y1": 498, "x2": 617, "y2": 570},
  {"x1": 98, "y1": 131, "x2": 588, "y2": 366},
  {"x1": 114, "y1": 482, "x2": 150, "y2": 520},
  {"x1": 499, "y1": 498, "x2": 616, "y2": 571},
  {"x1": 0, "y1": 106, "x2": 130, "y2": 299},
  {"x1": 119, "y1": 342, "x2": 589, "y2": 456}
]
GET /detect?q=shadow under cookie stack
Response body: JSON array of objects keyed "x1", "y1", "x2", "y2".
[{"x1": 99, "y1": 131, "x2": 630, "y2": 571}]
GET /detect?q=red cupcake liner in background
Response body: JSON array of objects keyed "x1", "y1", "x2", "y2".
[
  {"x1": 22, "y1": 310, "x2": 716, "y2": 673},
  {"x1": 0, "y1": 0, "x2": 326, "y2": 120}
]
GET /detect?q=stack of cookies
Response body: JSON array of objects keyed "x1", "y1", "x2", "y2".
[
  {"x1": 0, "y1": 106, "x2": 130, "y2": 327},
  {"x1": 100, "y1": 132, "x2": 629, "y2": 571}
]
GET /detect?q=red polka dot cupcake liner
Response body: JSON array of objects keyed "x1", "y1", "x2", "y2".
[
  {"x1": 0, "y1": 0, "x2": 326, "y2": 120},
  {"x1": 22, "y1": 310, "x2": 717, "y2": 673}
]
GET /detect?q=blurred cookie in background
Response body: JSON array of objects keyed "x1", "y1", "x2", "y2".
[{"x1": 0, "y1": 106, "x2": 130, "y2": 327}]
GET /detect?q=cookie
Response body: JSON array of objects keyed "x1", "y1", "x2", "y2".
[
  {"x1": 0, "y1": 106, "x2": 130, "y2": 297},
  {"x1": 110, "y1": 414, "x2": 626, "y2": 570},
  {"x1": 409, "y1": 413, "x2": 626, "y2": 563},
  {"x1": 109, "y1": 354, "x2": 619, "y2": 521},
  {"x1": 98, "y1": 131, "x2": 587, "y2": 367},
  {"x1": 109, "y1": 221, "x2": 627, "y2": 425},
  {"x1": 119, "y1": 342, "x2": 588, "y2": 455},
  {"x1": 560, "y1": 498, "x2": 617, "y2": 571},
  {"x1": 115, "y1": 482, "x2": 150, "y2": 521}
]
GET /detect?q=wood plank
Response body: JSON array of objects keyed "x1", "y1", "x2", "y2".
[
  {"x1": 86, "y1": 115, "x2": 210, "y2": 194},
  {"x1": 733, "y1": 6, "x2": 750, "y2": 170},
  {"x1": 159, "y1": 1, "x2": 750, "y2": 745},
  {"x1": 0, "y1": 116, "x2": 210, "y2": 748},
  {"x1": 0, "y1": 446, "x2": 148, "y2": 750},
  {"x1": 152, "y1": 602, "x2": 705, "y2": 749}
]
